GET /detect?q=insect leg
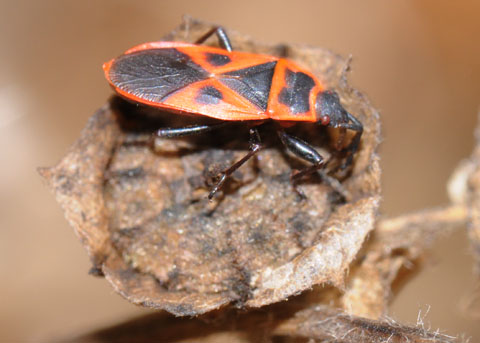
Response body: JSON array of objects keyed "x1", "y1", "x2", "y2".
[
  {"x1": 155, "y1": 122, "x2": 230, "y2": 138},
  {"x1": 277, "y1": 130, "x2": 325, "y2": 197},
  {"x1": 194, "y1": 27, "x2": 233, "y2": 52},
  {"x1": 336, "y1": 113, "x2": 363, "y2": 170},
  {"x1": 208, "y1": 127, "x2": 262, "y2": 199}
]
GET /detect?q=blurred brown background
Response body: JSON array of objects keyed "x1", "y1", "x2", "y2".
[{"x1": 1, "y1": 0, "x2": 479, "y2": 341}]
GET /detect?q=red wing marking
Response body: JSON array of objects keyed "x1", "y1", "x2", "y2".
[
  {"x1": 161, "y1": 79, "x2": 269, "y2": 121},
  {"x1": 176, "y1": 46, "x2": 278, "y2": 75},
  {"x1": 266, "y1": 59, "x2": 321, "y2": 122}
]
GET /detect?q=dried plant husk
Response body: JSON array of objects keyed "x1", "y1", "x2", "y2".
[
  {"x1": 71, "y1": 302, "x2": 460, "y2": 343},
  {"x1": 39, "y1": 16, "x2": 381, "y2": 316}
]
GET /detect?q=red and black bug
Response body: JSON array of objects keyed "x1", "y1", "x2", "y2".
[{"x1": 103, "y1": 27, "x2": 363, "y2": 199}]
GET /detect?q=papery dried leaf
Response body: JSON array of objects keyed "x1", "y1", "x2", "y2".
[{"x1": 40, "y1": 16, "x2": 381, "y2": 315}]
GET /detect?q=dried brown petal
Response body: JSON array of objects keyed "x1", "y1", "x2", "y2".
[{"x1": 40, "y1": 16, "x2": 381, "y2": 315}]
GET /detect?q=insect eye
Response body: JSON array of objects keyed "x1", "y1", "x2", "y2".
[{"x1": 320, "y1": 115, "x2": 330, "y2": 125}]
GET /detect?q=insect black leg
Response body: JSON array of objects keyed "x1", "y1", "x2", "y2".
[
  {"x1": 155, "y1": 122, "x2": 230, "y2": 138},
  {"x1": 194, "y1": 26, "x2": 233, "y2": 52},
  {"x1": 208, "y1": 127, "x2": 262, "y2": 199},
  {"x1": 336, "y1": 113, "x2": 363, "y2": 170},
  {"x1": 277, "y1": 130, "x2": 325, "y2": 198}
]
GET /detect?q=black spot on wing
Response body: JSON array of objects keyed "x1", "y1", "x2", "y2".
[
  {"x1": 109, "y1": 48, "x2": 209, "y2": 102},
  {"x1": 205, "y1": 52, "x2": 231, "y2": 66},
  {"x1": 220, "y1": 61, "x2": 277, "y2": 111},
  {"x1": 195, "y1": 86, "x2": 223, "y2": 105},
  {"x1": 278, "y1": 69, "x2": 315, "y2": 114}
]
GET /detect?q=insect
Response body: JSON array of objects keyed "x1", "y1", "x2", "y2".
[{"x1": 103, "y1": 27, "x2": 363, "y2": 199}]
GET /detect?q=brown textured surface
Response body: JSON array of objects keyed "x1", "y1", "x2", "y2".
[
  {"x1": 40, "y1": 17, "x2": 381, "y2": 315},
  {"x1": 68, "y1": 204, "x2": 467, "y2": 342}
]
